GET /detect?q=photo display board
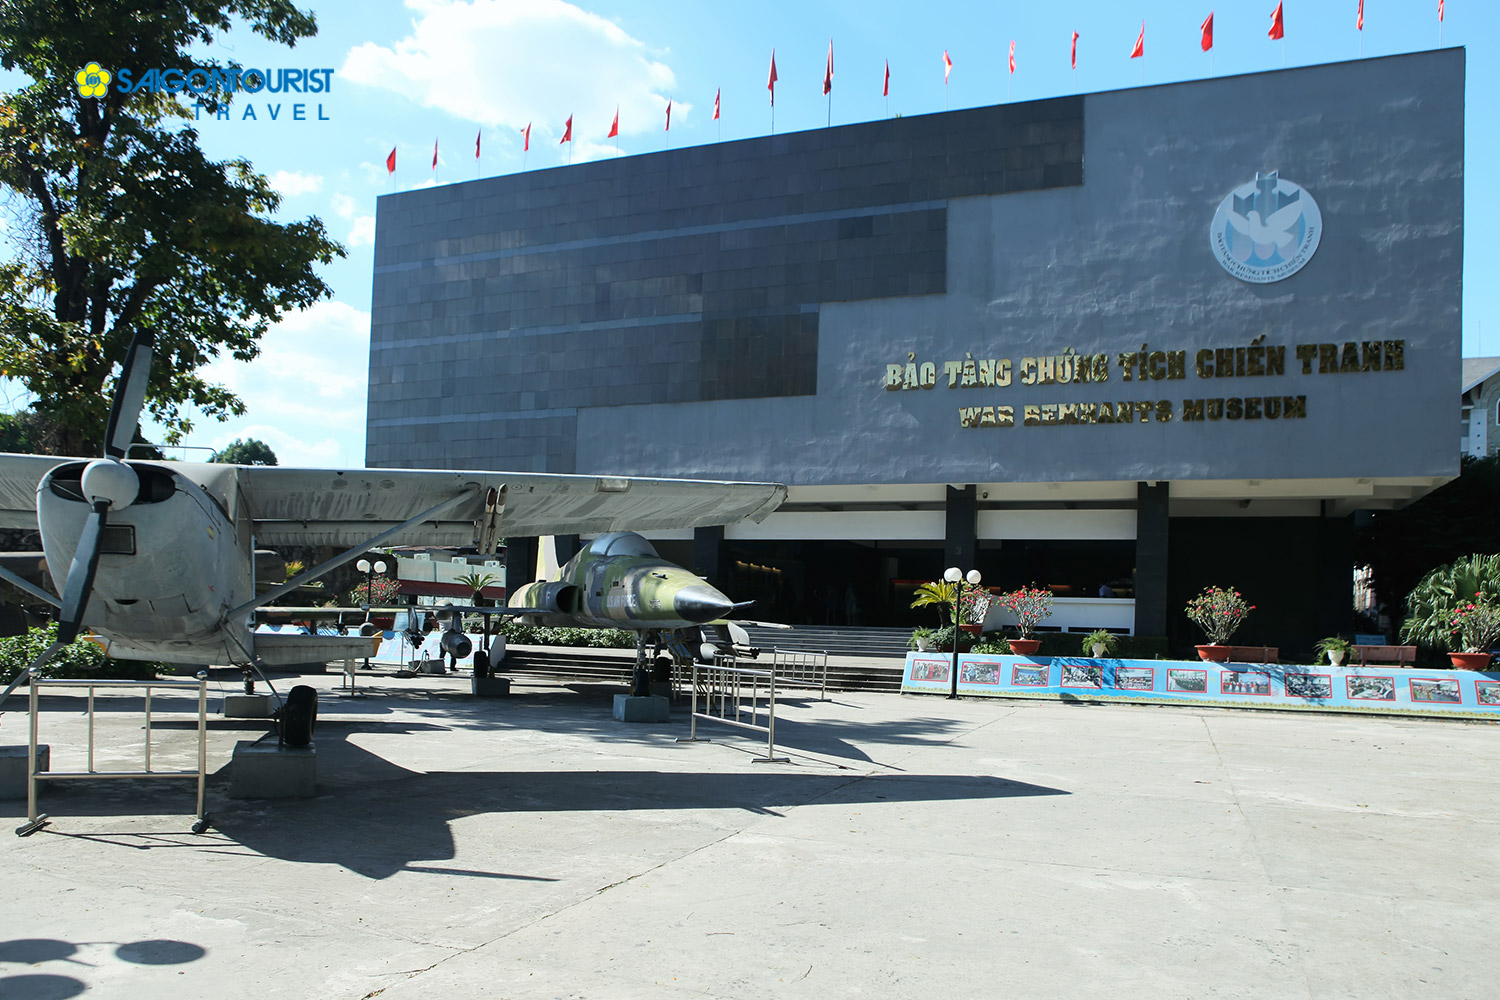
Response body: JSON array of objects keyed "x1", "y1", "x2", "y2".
[{"x1": 902, "y1": 654, "x2": 1500, "y2": 719}]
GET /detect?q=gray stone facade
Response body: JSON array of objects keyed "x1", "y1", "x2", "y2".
[{"x1": 369, "y1": 50, "x2": 1462, "y2": 489}]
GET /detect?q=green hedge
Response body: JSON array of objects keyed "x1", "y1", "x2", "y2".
[
  {"x1": 497, "y1": 621, "x2": 636, "y2": 649},
  {"x1": 912, "y1": 629, "x2": 1170, "y2": 659},
  {"x1": 0, "y1": 624, "x2": 163, "y2": 684}
]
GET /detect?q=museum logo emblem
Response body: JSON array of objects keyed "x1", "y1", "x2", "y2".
[
  {"x1": 75, "y1": 62, "x2": 110, "y2": 97},
  {"x1": 1209, "y1": 171, "x2": 1321, "y2": 283}
]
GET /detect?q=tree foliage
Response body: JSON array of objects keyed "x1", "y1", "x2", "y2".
[
  {"x1": 1400, "y1": 553, "x2": 1500, "y2": 651},
  {"x1": 1356, "y1": 455, "x2": 1500, "y2": 616},
  {"x1": 0, "y1": 1, "x2": 342, "y2": 455},
  {"x1": 213, "y1": 437, "x2": 278, "y2": 465}
]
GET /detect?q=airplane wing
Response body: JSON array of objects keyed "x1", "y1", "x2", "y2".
[
  {"x1": 236, "y1": 467, "x2": 786, "y2": 548},
  {"x1": 0, "y1": 454, "x2": 65, "y2": 530}
]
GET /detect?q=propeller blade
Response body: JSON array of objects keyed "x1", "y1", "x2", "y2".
[
  {"x1": 58, "y1": 503, "x2": 109, "y2": 644},
  {"x1": 104, "y1": 329, "x2": 156, "y2": 460}
]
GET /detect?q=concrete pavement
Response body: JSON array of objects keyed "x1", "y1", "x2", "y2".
[{"x1": 1, "y1": 670, "x2": 1496, "y2": 999}]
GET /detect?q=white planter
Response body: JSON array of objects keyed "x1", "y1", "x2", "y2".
[
  {"x1": 1328, "y1": 650, "x2": 1346, "y2": 666},
  {"x1": 915, "y1": 638, "x2": 933, "y2": 651},
  {"x1": 1092, "y1": 643, "x2": 1109, "y2": 657}
]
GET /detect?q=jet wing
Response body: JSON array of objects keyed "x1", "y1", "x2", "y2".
[
  {"x1": 0, "y1": 454, "x2": 66, "y2": 530},
  {"x1": 237, "y1": 467, "x2": 786, "y2": 548}
]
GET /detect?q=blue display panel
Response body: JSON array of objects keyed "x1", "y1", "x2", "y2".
[{"x1": 901, "y1": 654, "x2": 1500, "y2": 719}]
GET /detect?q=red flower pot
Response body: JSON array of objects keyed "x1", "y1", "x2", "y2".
[
  {"x1": 1195, "y1": 644, "x2": 1232, "y2": 662},
  {"x1": 1448, "y1": 652, "x2": 1493, "y2": 671},
  {"x1": 1008, "y1": 638, "x2": 1042, "y2": 655}
]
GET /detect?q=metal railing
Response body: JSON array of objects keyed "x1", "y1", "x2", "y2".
[
  {"x1": 675, "y1": 660, "x2": 789, "y2": 763},
  {"x1": 770, "y1": 648, "x2": 828, "y2": 700},
  {"x1": 18, "y1": 674, "x2": 211, "y2": 837}
]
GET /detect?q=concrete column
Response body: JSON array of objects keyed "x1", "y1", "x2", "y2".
[
  {"x1": 693, "y1": 525, "x2": 725, "y2": 581},
  {"x1": 1134, "y1": 482, "x2": 1169, "y2": 638},
  {"x1": 944, "y1": 485, "x2": 977, "y2": 572}
]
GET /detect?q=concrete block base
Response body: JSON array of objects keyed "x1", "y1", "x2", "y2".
[
  {"x1": 223, "y1": 694, "x2": 276, "y2": 718},
  {"x1": 612, "y1": 694, "x2": 670, "y2": 722},
  {"x1": 0, "y1": 745, "x2": 48, "y2": 800},
  {"x1": 229, "y1": 740, "x2": 316, "y2": 799},
  {"x1": 472, "y1": 676, "x2": 511, "y2": 697}
]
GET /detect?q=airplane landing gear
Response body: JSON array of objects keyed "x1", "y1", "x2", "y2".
[{"x1": 631, "y1": 631, "x2": 652, "y2": 697}]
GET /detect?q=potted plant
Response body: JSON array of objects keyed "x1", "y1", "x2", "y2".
[
  {"x1": 1082, "y1": 629, "x2": 1118, "y2": 658},
  {"x1": 1446, "y1": 595, "x2": 1500, "y2": 670},
  {"x1": 909, "y1": 627, "x2": 937, "y2": 652},
  {"x1": 1185, "y1": 586, "x2": 1254, "y2": 661},
  {"x1": 998, "y1": 585, "x2": 1053, "y2": 655},
  {"x1": 1314, "y1": 635, "x2": 1353, "y2": 666},
  {"x1": 909, "y1": 581, "x2": 958, "y2": 626}
]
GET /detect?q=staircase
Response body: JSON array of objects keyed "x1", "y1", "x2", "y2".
[{"x1": 739, "y1": 625, "x2": 912, "y2": 660}]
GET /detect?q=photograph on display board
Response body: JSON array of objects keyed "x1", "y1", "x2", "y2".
[
  {"x1": 1347, "y1": 675, "x2": 1396, "y2": 701},
  {"x1": 1476, "y1": 681, "x2": 1500, "y2": 706},
  {"x1": 1116, "y1": 666, "x2": 1155, "y2": 691},
  {"x1": 1221, "y1": 670, "x2": 1272, "y2": 696},
  {"x1": 1012, "y1": 665, "x2": 1049, "y2": 687},
  {"x1": 1410, "y1": 677, "x2": 1462, "y2": 704},
  {"x1": 1284, "y1": 673, "x2": 1333, "y2": 699},
  {"x1": 1167, "y1": 669, "x2": 1208, "y2": 693},
  {"x1": 1061, "y1": 664, "x2": 1104, "y2": 688},
  {"x1": 961, "y1": 660, "x2": 1002, "y2": 685},
  {"x1": 911, "y1": 659, "x2": 951, "y2": 683}
]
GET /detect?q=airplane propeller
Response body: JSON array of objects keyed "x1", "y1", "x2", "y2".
[{"x1": 55, "y1": 330, "x2": 152, "y2": 643}]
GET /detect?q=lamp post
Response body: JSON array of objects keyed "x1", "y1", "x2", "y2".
[
  {"x1": 355, "y1": 557, "x2": 387, "y2": 673},
  {"x1": 945, "y1": 566, "x2": 982, "y2": 700}
]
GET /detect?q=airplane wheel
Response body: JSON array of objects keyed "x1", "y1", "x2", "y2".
[
  {"x1": 192, "y1": 815, "x2": 212, "y2": 835},
  {"x1": 278, "y1": 685, "x2": 318, "y2": 748},
  {"x1": 472, "y1": 649, "x2": 490, "y2": 679}
]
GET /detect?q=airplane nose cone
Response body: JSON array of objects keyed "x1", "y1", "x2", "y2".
[{"x1": 674, "y1": 585, "x2": 734, "y2": 624}]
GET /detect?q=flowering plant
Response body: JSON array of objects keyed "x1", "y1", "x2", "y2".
[
  {"x1": 1448, "y1": 594, "x2": 1500, "y2": 653},
  {"x1": 997, "y1": 586, "x2": 1053, "y2": 638},
  {"x1": 1185, "y1": 586, "x2": 1254, "y2": 645}
]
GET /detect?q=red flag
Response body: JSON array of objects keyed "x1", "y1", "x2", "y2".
[
  {"x1": 767, "y1": 49, "x2": 778, "y2": 106},
  {"x1": 385, "y1": 147, "x2": 396, "y2": 174},
  {"x1": 883, "y1": 60, "x2": 889, "y2": 96},
  {"x1": 431, "y1": 138, "x2": 437, "y2": 169},
  {"x1": 1269, "y1": 2, "x2": 1285, "y2": 39},
  {"x1": 1130, "y1": 23, "x2": 1144, "y2": 59},
  {"x1": 522, "y1": 122, "x2": 531, "y2": 151},
  {"x1": 713, "y1": 88, "x2": 720, "y2": 120},
  {"x1": 1071, "y1": 31, "x2": 1078, "y2": 70},
  {"x1": 1008, "y1": 40, "x2": 1015, "y2": 75},
  {"x1": 823, "y1": 39, "x2": 833, "y2": 95},
  {"x1": 475, "y1": 130, "x2": 480, "y2": 160},
  {"x1": 607, "y1": 107, "x2": 618, "y2": 139},
  {"x1": 1201, "y1": 12, "x2": 1214, "y2": 51},
  {"x1": 560, "y1": 115, "x2": 572, "y2": 144},
  {"x1": 1357, "y1": 0, "x2": 1364, "y2": 30},
  {"x1": 665, "y1": 100, "x2": 671, "y2": 131},
  {"x1": 1439, "y1": 0, "x2": 1444, "y2": 22},
  {"x1": 943, "y1": 49, "x2": 953, "y2": 82}
]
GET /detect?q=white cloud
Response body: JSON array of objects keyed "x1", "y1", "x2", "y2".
[
  {"x1": 269, "y1": 170, "x2": 324, "y2": 197},
  {"x1": 341, "y1": 0, "x2": 679, "y2": 140},
  {"x1": 193, "y1": 299, "x2": 372, "y2": 467},
  {"x1": 347, "y1": 216, "x2": 376, "y2": 247},
  {"x1": 331, "y1": 193, "x2": 357, "y2": 218}
]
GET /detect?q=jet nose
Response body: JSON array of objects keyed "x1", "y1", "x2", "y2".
[{"x1": 674, "y1": 585, "x2": 735, "y2": 624}]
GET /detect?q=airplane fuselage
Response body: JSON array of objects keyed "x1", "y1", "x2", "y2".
[{"x1": 507, "y1": 532, "x2": 736, "y2": 631}]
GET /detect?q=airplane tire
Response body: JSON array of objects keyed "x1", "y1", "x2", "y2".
[
  {"x1": 472, "y1": 649, "x2": 490, "y2": 679},
  {"x1": 278, "y1": 685, "x2": 318, "y2": 748}
]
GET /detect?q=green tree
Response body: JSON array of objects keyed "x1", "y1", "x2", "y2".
[
  {"x1": 0, "y1": 1, "x2": 342, "y2": 456},
  {"x1": 213, "y1": 437, "x2": 278, "y2": 465}
]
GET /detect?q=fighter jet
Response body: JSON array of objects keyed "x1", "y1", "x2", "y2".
[
  {"x1": 0, "y1": 330, "x2": 786, "y2": 709},
  {"x1": 492, "y1": 531, "x2": 760, "y2": 696}
]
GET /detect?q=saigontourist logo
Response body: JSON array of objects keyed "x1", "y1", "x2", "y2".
[
  {"x1": 1209, "y1": 171, "x2": 1322, "y2": 283},
  {"x1": 75, "y1": 62, "x2": 111, "y2": 97},
  {"x1": 72, "y1": 62, "x2": 334, "y2": 121}
]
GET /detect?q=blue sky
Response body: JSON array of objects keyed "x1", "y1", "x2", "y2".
[{"x1": 3, "y1": 0, "x2": 1494, "y2": 466}]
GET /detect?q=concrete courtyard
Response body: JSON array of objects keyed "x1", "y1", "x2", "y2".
[{"x1": 1, "y1": 671, "x2": 1496, "y2": 999}]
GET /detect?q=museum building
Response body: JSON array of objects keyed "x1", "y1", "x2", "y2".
[{"x1": 365, "y1": 49, "x2": 1463, "y2": 655}]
